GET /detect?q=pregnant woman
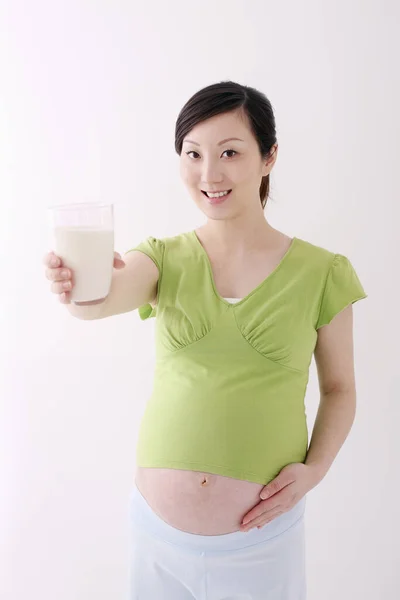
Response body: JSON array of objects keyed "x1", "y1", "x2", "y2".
[{"x1": 44, "y1": 80, "x2": 367, "y2": 599}]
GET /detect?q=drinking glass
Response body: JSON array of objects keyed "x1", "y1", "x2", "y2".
[{"x1": 48, "y1": 202, "x2": 114, "y2": 305}]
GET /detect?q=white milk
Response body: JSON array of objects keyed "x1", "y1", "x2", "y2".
[{"x1": 54, "y1": 226, "x2": 114, "y2": 303}]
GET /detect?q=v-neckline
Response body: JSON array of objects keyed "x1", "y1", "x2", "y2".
[{"x1": 190, "y1": 229, "x2": 298, "y2": 308}]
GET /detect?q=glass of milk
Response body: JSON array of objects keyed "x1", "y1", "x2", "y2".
[{"x1": 48, "y1": 202, "x2": 114, "y2": 305}]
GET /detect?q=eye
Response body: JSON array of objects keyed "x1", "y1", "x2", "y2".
[
  {"x1": 185, "y1": 149, "x2": 238, "y2": 159},
  {"x1": 186, "y1": 151, "x2": 200, "y2": 159},
  {"x1": 222, "y1": 149, "x2": 237, "y2": 158}
]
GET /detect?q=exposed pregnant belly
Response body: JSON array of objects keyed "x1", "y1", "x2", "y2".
[{"x1": 135, "y1": 466, "x2": 265, "y2": 535}]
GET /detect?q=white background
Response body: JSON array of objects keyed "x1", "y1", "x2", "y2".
[{"x1": 1, "y1": 1, "x2": 398, "y2": 598}]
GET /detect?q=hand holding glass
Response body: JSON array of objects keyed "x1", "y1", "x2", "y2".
[{"x1": 47, "y1": 203, "x2": 117, "y2": 305}]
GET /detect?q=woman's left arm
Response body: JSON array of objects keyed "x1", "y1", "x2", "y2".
[
  {"x1": 240, "y1": 304, "x2": 358, "y2": 531},
  {"x1": 305, "y1": 302, "x2": 357, "y2": 483}
]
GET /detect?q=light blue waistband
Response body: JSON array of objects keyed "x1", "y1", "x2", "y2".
[{"x1": 129, "y1": 483, "x2": 306, "y2": 554}]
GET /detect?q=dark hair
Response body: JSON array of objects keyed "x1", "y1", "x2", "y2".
[{"x1": 175, "y1": 80, "x2": 277, "y2": 209}]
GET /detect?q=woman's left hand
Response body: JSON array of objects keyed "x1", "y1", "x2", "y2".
[{"x1": 240, "y1": 463, "x2": 321, "y2": 532}]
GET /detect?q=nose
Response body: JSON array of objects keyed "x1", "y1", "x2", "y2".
[{"x1": 200, "y1": 158, "x2": 224, "y2": 185}]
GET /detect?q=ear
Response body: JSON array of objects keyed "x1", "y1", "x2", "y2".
[{"x1": 262, "y1": 144, "x2": 278, "y2": 176}]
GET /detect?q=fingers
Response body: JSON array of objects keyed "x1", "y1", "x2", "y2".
[
  {"x1": 59, "y1": 291, "x2": 71, "y2": 304},
  {"x1": 45, "y1": 266, "x2": 71, "y2": 283},
  {"x1": 45, "y1": 249, "x2": 123, "y2": 305},
  {"x1": 51, "y1": 279, "x2": 72, "y2": 295},
  {"x1": 113, "y1": 251, "x2": 126, "y2": 269},
  {"x1": 114, "y1": 258, "x2": 126, "y2": 269},
  {"x1": 43, "y1": 251, "x2": 63, "y2": 268},
  {"x1": 44, "y1": 252, "x2": 73, "y2": 302}
]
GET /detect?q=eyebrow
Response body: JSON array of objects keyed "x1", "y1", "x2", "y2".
[{"x1": 182, "y1": 137, "x2": 245, "y2": 146}]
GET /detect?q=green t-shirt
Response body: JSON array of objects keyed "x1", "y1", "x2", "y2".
[{"x1": 128, "y1": 231, "x2": 367, "y2": 485}]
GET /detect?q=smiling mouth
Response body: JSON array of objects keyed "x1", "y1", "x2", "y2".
[
  {"x1": 201, "y1": 190, "x2": 233, "y2": 205},
  {"x1": 201, "y1": 189, "x2": 232, "y2": 198}
]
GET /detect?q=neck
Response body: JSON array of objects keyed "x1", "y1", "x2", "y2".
[{"x1": 200, "y1": 214, "x2": 277, "y2": 252}]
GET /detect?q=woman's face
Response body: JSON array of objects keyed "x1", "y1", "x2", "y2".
[{"x1": 180, "y1": 109, "x2": 277, "y2": 218}]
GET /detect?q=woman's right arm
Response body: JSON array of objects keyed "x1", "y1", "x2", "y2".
[{"x1": 43, "y1": 250, "x2": 159, "y2": 320}]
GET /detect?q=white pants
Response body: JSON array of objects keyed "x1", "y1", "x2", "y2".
[{"x1": 128, "y1": 483, "x2": 307, "y2": 599}]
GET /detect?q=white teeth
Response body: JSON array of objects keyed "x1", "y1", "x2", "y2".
[{"x1": 206, "y1": 190, "x2": 230, "y2": 198}]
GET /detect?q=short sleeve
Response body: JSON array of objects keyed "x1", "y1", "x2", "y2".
[
  {"x1": 316, "y1": 254, "x2": 367, "y2": 329},
  {"x1": 128, "y1": 236, "x2": 164, "y2": 273},
  {"x1": 127, "y1": 236, "x2": 165, "y2": 320}
]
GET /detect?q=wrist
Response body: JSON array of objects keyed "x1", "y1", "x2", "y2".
[{"x1": 305, "y1": 461, "x2": 329, "y2": 486}]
